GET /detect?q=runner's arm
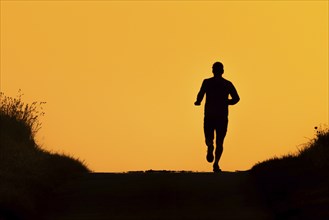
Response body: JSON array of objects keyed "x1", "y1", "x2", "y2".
[
  {"x1": 228, "y1": 83, "x2": 240, "y2": 105},
  {"x1": 195, "y1": 80, "x2": 206, "y2": 106}
]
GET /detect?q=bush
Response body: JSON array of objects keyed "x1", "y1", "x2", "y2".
[
  {"x1": 251, "y1": 127, "x2": 329, "y2": 220},
  {"x1": 0, "y1": 91, "x2": 90, "y2": 219},
  {"x1": 0, "y1": 90, "x2": 45, "y2": 143}
]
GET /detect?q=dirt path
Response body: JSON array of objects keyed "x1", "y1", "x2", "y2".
[{"x1": 44, "y1": 171, "x2": 273, "y2": 220}]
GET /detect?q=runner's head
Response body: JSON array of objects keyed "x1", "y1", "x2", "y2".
[{"x1": 212, "y1": 62, "x2": 224, "y2": 76}]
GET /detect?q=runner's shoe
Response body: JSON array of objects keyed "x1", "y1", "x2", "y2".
[
  {"x1": 213, "y1": 164, "x2": 222, "y2": 173},
  {"x1": 206, "y1": 146, "x2": 214, "y2": 163}
]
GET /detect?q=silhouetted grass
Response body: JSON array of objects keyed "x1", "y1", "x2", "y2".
[
  {"x1": 0, "y1": 92, "x2": 90, "y2": 220},
  {"x1": 251, "y1": 127, "x2": 329, "y2": 220}
]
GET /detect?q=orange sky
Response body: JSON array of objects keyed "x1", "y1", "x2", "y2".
[{"x1": 1, "y1": 1, "x2": 328, "y2": 172}]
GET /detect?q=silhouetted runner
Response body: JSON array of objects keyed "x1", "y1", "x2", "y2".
[{"x1": 195, "y1": 62, "x2": 240, "y2": 172}]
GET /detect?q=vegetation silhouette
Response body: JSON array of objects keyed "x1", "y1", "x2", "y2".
[
  {"x1": 195, "y1": 62, "x2": 240, "y2": 172},
  {"x1": 252, "y1": 127, "x2": 329, "y2": 220},
  {"x1": 0, "y1": 91, "x2": 89, "y2": 220},
  {"x1": 2, "y1": 89, "x2": 327, "y2": 220}
]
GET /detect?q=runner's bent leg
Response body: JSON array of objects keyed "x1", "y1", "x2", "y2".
[{"x1": 204, "y1": 117, "x2": 215, "y2": 162}]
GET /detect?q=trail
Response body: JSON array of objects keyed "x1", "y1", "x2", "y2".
[{"x1": 44, "y1": 171, "x2": 273, "y2": 220}]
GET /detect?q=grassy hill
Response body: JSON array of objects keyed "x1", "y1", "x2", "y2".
[
  {"x1": 0, "y1": 92, "x2": 90, "y2": 220},
  {"x1": 251, "y1": 127, "x2": 329, "y2": 219},
  {"x1": 1, "y1": 92, "x2": 328, "y2": 220}
]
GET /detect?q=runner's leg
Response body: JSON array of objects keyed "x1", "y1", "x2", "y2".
[{"x1": 214, "y1": 118, "x2": 228, "y2": 167}]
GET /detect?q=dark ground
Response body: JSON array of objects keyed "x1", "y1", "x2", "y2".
[{"x1": 43, "y1": 171, "x2": 273, "y2": 220}]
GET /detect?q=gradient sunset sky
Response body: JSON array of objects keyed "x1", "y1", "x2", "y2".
[{"x1": 1, "y1": 1, "x2": 328, "y2": 172}]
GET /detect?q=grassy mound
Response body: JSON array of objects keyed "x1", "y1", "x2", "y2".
[
  {"x1": 0, "y1": 92, "x2": 90, "y2": 220},
  {"x1": 251, "y1": 128, "x2": 329, "y2": 220}
]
